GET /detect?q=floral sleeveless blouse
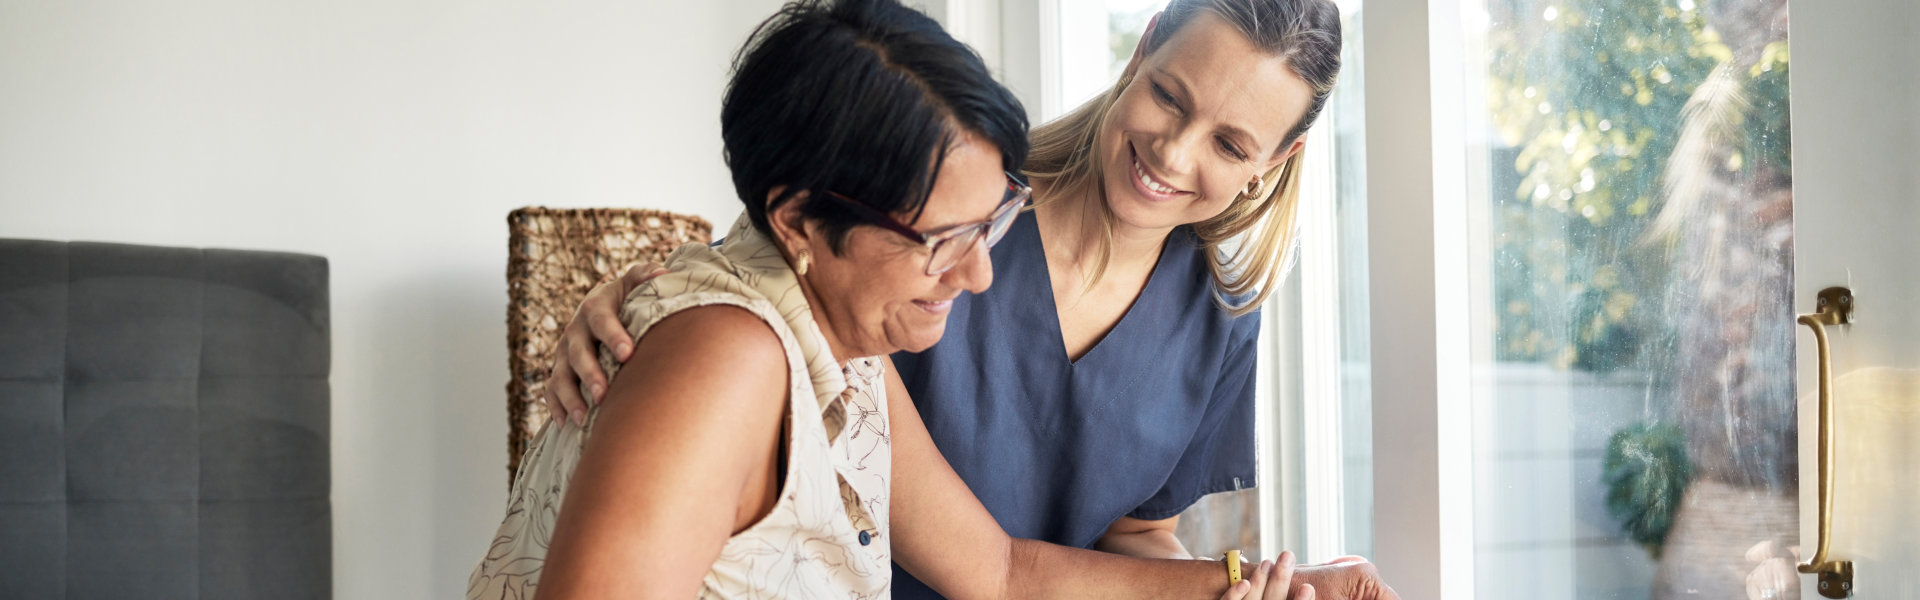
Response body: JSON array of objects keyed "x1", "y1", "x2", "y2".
[{"x1": 469, "y1": 216, "x2": 893, "y2": 599}]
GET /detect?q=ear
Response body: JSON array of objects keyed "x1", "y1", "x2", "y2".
[
  {"x1": 763, "y1": 187, "x2": 817, "y2": 257},
  {"x1": 1266, "y1": 136, "x2": 1306, "y2": 174},
  {"x1": 1119, "y1": 12, "x2": 1163, "y2": 81}
]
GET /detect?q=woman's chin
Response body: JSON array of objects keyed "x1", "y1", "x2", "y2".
[{"x1": 885, "y1": 321, "x2": 949, "y2": 354}]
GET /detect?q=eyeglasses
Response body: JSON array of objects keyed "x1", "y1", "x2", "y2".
[{"x1": 822, "y1": 173, "x2": 1031, "y2": 276}]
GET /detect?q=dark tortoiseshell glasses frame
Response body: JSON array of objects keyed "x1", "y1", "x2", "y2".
[{"x1": 822, "y1": 173, "x2": 1031, "y2": 276}]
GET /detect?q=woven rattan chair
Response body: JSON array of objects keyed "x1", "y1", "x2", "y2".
[{"x1": 505, "y1": 207, "x2": 712, "y2": 485}]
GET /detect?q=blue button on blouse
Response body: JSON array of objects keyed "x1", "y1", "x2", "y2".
[{"x1": 890, "y1": 210, "x2": 1260, "y2": 599}]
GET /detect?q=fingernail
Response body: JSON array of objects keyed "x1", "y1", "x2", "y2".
[
  {"x1": 573, "y1": 412, "x2": 586, "y2": 427},
  {"x1": 589, "y1": 383, "x2": 604, "y2": 400},
  {"x1": 617, "y1": 344, "x2": 632, "y2": 358}
]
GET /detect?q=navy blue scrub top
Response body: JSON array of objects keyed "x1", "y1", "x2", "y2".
[{"x1": 890, "y1": 209, "x2": 1261, "y2": 599}]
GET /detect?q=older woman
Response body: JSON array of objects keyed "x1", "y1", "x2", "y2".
[
  {"x1": 545, "y1": 1, "x2": 1400, "y2": 599},
  {"x1": 471, "y1": 1, "x2": 1311, "y2": 598}
]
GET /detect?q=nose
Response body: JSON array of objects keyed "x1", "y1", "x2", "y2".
[
  {"x1": 1150, "y1": 124, "x2": 1204, "y2": 177},
  {"x1": 941, "y1": 236, "x2": 993, "y2": 294}
]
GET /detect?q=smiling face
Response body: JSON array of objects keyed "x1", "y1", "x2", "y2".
[
  {"x1": 773, "y1": 131, "x2": 1007, "y2": 358},
  {"x1": 1097, "y1": 10, "x2": 1314, "y2": 233}
]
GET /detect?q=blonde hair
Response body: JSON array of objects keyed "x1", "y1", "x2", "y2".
[{"x1": 1023, "y1": 0, "x2": 1341, "y2": 316}]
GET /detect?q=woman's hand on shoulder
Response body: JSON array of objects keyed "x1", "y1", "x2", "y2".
[{"x1": 545, "y1": 261, "x2": 669, "y2": 425}]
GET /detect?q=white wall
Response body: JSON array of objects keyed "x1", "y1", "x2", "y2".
[{"x1": 0, "y1": 0, "x2": 789, "y2": 596}]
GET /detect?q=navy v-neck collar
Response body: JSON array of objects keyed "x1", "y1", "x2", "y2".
[{"x1": 1006, "y1": 210, "x2": 1188, "y2": 367}]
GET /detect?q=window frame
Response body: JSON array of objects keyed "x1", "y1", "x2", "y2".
[{"x1": 1357, "y1": 1, "x2": 1475, "y2": 598}]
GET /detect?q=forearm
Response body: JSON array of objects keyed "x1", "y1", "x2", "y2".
[
  {"x1": 1001, "y1": 538, "x2": 1245, "y2": 600},
  {"x1": 1094, "y1": 527, "x2": 1194, "y2": 560}
]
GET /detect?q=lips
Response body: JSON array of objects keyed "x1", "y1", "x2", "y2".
[
  {"x1": 1128, "y1": 143, "x2": 1189, "y2": 200},
  {"x1": 912, "y1": 298, "x2": 953, "y2": 314}
]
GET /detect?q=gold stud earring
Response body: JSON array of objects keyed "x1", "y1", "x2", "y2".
[{"x1": 795, "y1": 250, "x2": 811, "y2": 276}]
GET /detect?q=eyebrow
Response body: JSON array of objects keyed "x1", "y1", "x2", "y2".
[{"x1": 1160, "y1": 69, "x2": 1268, "y2": 156}]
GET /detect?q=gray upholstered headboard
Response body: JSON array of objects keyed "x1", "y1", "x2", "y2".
[{"x1": 0, "y1": 240, "x2": 332, "y2": 599}]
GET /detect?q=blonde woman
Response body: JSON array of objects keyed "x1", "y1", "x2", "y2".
[{"x1": 543, "y1": 1, "x2": 1398, "y2": 598}]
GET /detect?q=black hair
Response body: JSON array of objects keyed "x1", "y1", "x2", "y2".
[{"x1": 720, "y1": 0, "x2": 1029, "y2": 253}]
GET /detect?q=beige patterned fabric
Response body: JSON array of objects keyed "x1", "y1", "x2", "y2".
[{"x1": 470, "y1": 215, "x2": 893, "y2": 599}]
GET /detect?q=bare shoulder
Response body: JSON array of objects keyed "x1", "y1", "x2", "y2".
[
  {"x1": 609, "y1": 303, "x2": 790, "y2": 410},
  {"x1": 641, "y1": 303, "x2": 787, "y2": 363},
  {"x1": 537, "y1": 303, "x2": 797, "y2": 597}
]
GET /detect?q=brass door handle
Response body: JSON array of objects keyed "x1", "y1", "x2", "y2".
[{"x1": 1797, "y1": 286, "x2": 1855, "y2": 598}]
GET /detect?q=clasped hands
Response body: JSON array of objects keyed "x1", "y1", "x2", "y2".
[{"x1": 1219, "y1": 553, "x2": 1398, "y2": 600}]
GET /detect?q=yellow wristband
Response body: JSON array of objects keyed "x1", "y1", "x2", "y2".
[{"x1": 1224, "y1": 550, "x2": 1243, "y2": 585}]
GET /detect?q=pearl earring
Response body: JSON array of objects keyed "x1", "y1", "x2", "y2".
[{"x1": 795, "y1": 250, "x2": 811, "y2": 276}]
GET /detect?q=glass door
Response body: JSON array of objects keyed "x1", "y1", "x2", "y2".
[
  {"x1": 1787, "y1": 0, "x2": 1919, "y2": 597},
  {"x1": 1459, "y1": 0, "x2": 1801, "y2": 597},
  {"x1": 1455, "y1": 0, "x2": 1920, "y2": 597}
]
